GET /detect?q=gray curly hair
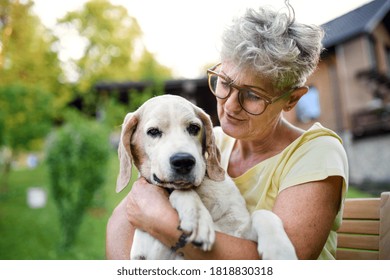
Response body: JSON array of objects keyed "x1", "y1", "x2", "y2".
[{"x1": 220, "y1": 6, "x2": 324, "y2": 90}]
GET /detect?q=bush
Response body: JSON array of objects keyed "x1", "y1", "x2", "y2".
[{"x1": 46, "y1": 117, "x2": 110, "y2": 250}]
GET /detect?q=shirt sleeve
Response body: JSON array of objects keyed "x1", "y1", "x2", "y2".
[{"x1": 279, "y1": 135, "x2": 349, "y2": 192}]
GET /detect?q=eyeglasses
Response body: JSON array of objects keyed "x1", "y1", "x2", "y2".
[{"x1": 207, "y1": 63, "x2": 294, "y2": 115}]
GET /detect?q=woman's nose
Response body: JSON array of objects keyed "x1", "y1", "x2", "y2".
[{"x1": 223, "y1": 89, "x2": 242, "y2": 113}]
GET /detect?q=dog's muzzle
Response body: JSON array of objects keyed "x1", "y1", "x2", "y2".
[{"x1": 151, "y1": 153, "x2": 198, "y2": 189}]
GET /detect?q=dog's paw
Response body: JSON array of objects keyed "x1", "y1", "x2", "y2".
[
  {"x1": 257, "y1": 235, "x2": 297, "y2": 260},
  {"x1": 252, "y1": 210, "x2": 297, "y2": 260},
  {"x1": 180, "y1": 208, "x2": 215, "y2": 251},
  {"x1": 170, "y1": 190, "x2": 216, "y2": 251}
]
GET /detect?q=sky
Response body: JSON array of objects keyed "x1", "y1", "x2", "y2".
[{"x1": 32, "y1": 0, "x2": 373, "y2": 79}]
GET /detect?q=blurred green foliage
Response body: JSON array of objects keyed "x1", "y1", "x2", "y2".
[
  {"x1": 46, "y1": 115, "x2": 110, "y2": 250},
  {"x1": 0, "y1": 84, "x2": 54, "y2": 150},
  {"x1": 0, "y1": 84, "x2": 54, "y2": 189},
  {"x1": 0, "y1": 0, "x2": 68, "y2": 105}
]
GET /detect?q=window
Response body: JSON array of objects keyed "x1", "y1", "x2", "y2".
[
  {"x1": 296, "y1": 86, "x2": 321, "y2": 123},
  {"x1": 386, "y1": 46, "x2": 390, "y2": 76},
  {"x1": 367, "y1": 36, "x2": 378, "y2": 70}
]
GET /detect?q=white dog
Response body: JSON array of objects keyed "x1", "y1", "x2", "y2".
[{"x1": 116, "y1": 94, "x2": 297, "y2": 260}]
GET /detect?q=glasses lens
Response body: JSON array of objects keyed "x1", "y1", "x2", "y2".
[
  {"x1": 208, "y1": 74, "x2": 230, "y2": 98},
  {"x1": 238, "y1": 89, "x2": 267, "y2": 115},
  {"x1": 208, "y1": 74, "x2": 218, "y2": 94}
]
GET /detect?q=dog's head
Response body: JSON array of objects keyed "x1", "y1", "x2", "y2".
[{"x1": 116, "y1": 94, "x2": 225, "y2": 193}]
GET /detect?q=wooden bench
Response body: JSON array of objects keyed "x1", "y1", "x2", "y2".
[{"x1": 336, "y1": 191, "x2": 390, "y2": 260}]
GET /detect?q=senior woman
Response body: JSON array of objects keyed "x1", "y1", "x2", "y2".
[{"x1": 106, "y1": 6, "x2": 348, "y2": 260}]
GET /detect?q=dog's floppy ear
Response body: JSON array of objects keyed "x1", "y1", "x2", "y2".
[
  {"x1": 116, "y1": 112, "x2": 138, "y2": 193},
  {"x1": 194, "y1": 106, "x2": 225, "y2": 182}
]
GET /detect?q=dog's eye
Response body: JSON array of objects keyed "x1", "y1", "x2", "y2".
[
  {"x1": 147, "y1": 128, "x2": 162, "y2": 138},
  {"x1": 187, "y1": 124, "x2": 201, "y2": 136}
]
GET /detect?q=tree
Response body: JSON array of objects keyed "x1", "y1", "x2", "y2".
[
  {"x1": 0, "y1": 0, "x2": 65, "y2": 99},
  {"x1": 58, "y1": 0, "x2": 172, "y2": 94},
  {"x1": 0, "y1": 0, "x2": 65, "y2": 190}
]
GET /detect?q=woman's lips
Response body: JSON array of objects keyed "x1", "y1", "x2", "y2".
[{"x1": 225, "y1": 112, "x2": 245, "y2": 122}]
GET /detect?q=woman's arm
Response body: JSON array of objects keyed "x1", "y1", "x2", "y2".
[
  {"x1": 273, "y1": 176, "x2": 343, "y2": 259},
  {"x1": 106, "y1": 196, "x2": 135, "y2": 259}
]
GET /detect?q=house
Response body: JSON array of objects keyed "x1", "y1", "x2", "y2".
[{"x1": 284, "y1": 0, "x2": 390, "y2": 139}]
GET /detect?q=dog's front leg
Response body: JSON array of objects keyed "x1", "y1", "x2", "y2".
[
  {"x1": 251, "y1": 210, "x2": 297, "y2": 260},
  {"x1": 131, "y1": 229, "x2": 178, "y2": 260},
  {"x1": 169, "y1": 189, "x2": 215, "y2": 251}
]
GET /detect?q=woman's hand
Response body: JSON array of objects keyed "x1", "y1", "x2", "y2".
[
  {"x1": 106, "y1": 177, "x2": 177, "y2": 259},
  {"x1": 126, "y1": 177, "x2": 173, "y2": 232}
]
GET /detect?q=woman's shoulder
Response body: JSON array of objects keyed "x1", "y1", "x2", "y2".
[
  {"x1": 298, "y1": 122, "x2": 344, "y2": 149},
  {"x1": 280, "y1": 123, "x2": 349, "y2": 191},
  {"x1": 282, "y1": 122, "x2": 348, "y2": 174}
]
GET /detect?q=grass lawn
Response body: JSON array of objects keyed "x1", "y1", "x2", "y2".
[{"x1": 0, "y1": 151, "x2": 374, "y2": 259}]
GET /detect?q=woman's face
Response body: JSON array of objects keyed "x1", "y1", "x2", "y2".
[{"x1": 216, "y1": 62, "x2": 287, "y2": 141}]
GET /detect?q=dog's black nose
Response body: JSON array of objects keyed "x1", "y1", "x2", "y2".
[{"x1": 170, "y1": 153, "x2": 196, "y2": 175}]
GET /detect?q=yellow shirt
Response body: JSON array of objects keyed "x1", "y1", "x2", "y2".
[{"x1": 214, "y1": 122, "x2": 349, "y2": 260}]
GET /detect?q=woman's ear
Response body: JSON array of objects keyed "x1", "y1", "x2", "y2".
[{"x1": 283, "y1": 86, "x2": 309, "y2": 112}]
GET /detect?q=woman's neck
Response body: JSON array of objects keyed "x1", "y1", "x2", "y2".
[{"x1": 227, "y1": 119, "x2": 304, "y2": 178}]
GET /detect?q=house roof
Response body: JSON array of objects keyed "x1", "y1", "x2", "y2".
[{"x1": 321, "y1": 0, "x2": 390, "y2": 48}]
